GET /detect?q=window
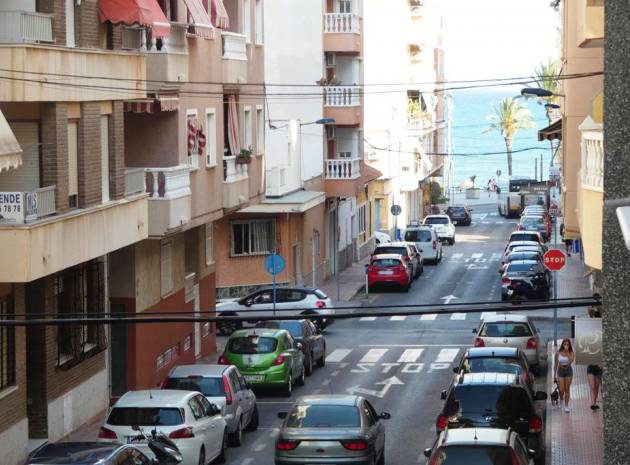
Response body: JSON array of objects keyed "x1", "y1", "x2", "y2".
[
  {"x1": 339, "y1": 0, "x2": 352, "y2": 13},
  {"x1": 0, "y1": 295, "x2": 15, "y2": 391},
  {"x1": 161, "y1": 240, "x2": 173, "y2": 296},
  {"x1": 243, "y1": 0, "x2": 251, "y2": 42},
  {"x1": 67, "y1": 121, "x2": 79, "y2": 207},
  {"x1": 205, "y1": 223, "x2": 214, "y2": 265},
  {"x1": 338, "y1": 151, "x2": 352, "y2": 158},
  {"x1": 358, "y1": 203, "x2": 366, "y2": 235},
  {"x1": 101, "y1": 116, "x2": 110, "y2": 203},
  {"x1": 205, "y1": 108, "x2": 217, "y2": 167},
  {"x1": 56, "y1": 261, "x2": 106, "y2": 367},
  {"x1": 256, "y1": 106, "x2": 264, "y2": 154},
  {"x1": 230, "y1": 219, "x2": 275, "y2": 256},
  {"x1": 108, "y1": 407, "x2": 183, "y2": 426},
  {"x1": 187, "y1": 110, "x2": 205, "y2": 170},
  {"x1": 286, "y1": 405, "x2": 360, "y2": 428},
  {"x1": 243, "y1": 106, "x2": 252, "y2": 151},
  {"x1": 255, "y1": 0, "x2": 263, "y2": 44}
]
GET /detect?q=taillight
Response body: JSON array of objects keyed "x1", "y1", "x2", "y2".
[
  {"x1": 433, "y1": 240, "x2": 437, "y2": 250},
  {"x1": 276, "y1": 439, "x2": 300, "y2": 450},
  {"x1": 526, "y1": 337, "x2": 537, "y2": 349},
  {"x1": 159, "y1": 377, "x2": 170, "y2": 389},
  {"x1": 501, "y1": 276, "x2": 511, "y2": 284},
  {"x1": 222, "y1": 375, "x2": 233, "y2": 405},
  {"x1": 436, "y1": 415, "x2": 449, "y2": 431},
  {"x1": 474, "y1": 337, "x2": 485, "y2": 347},
  {"x1": 367, "y1": 266, "x2": 375, "y2": 273},
  {"x1": 316, "y1": 300, "x2": 326, "y2": 309},
  {"x1": 218, "y1": 354, "x2": 229, "y2": 365},
  {"x1": 396, "y1": 265, "x2": 407, "y2": 273},
  {"x1": 428, "y1": 447, "x2": 442, "y2": 465},
  {"x1": 273, "y1": 354, "x2": 286, "y2": 366},
  {"x1": 98, "y1": 426, "x2": 117, "y2": 440},
  {"x1": 529, "y1": 415, "x2": 543, "y2": 433},
  {"x1": 341, "y1": 440, "x2": 368, "y2": 451},
  {"x1": 510, "y1": 450, "x2": 522, "y2": 465},
  {"x1": 169, "y1": 427, "x2": 195, "y2": 439}
]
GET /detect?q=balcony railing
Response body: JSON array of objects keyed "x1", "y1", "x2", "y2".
[
  {"x1": 324, "y1": 13, "x2": 360, "y2": 34},
  {"x1": 0, "y1": 186, "x2": 56, "y2": 225},
  {"x1": 162, "y1": 23, "x2": 188, "y2": 52},
  {"x1": 326, "y1": 158, "x2": 360, "y2": 180},
  {"x1": 145, "y1": 165, "x2": 192, "y2": 199},
  {"x1": 222, "y1": 31, "x2": 247, "y2": 60},
  {"x1": 0, "y1": 10, "x2": 53, "y2": 43},
  {"x1": 580, "y1": 117, "x2": 603, "y2": 192},
  {"x1": 324, "y1": 86, "x2": 361, "y2": 107},
  {"x1": 223, "y1": 155, "x2": 249, "y2": 182},
  {"x1": 124, "y1": 168, "x2": 146, "y2": 197},
  {"x1": 407, "y1": 114, "x2": 433, "y2": 131}
]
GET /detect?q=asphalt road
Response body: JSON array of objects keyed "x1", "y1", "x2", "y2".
[{"x1": 219, "y1": 204, "x2": 570, "y2": 465}]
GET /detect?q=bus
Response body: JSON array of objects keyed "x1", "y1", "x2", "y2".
[{"x1": 497, "y1": 176, "x2": 537, "y2": 218}]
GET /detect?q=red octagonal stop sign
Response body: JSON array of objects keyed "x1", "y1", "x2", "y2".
[{"x1": 543, "y1": 249, "x2": 566, "y2": 271}]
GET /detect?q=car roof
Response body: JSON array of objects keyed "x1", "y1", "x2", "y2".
[
  {"x1": 30, "y1": 442, "x2": 123, "y2": 463},
  {"x1": 508, "y1": 240, "x2": 540, "y2": 247},
  {"x1": 459, "y1": 372, "x2": 518, "y2": 386},
  {"x1": 372, "y1": 253, "x2": 404, "y2": 260},
  {"x1": 231, "y1": 328, "x2": 286, "y2": 339},
  {"x1": 169, "y1": 364, "x2": 227, "y2": 377},
  {"x1": 510, "y1": 230, "x2": 541, "y2": 237},
  {"x1": 404, "y1": 225, "x2": 434, "y2": 230},
  {"x1": 253, "y1": 286, "x2": 319, "y2": 294},
  {"x1": 297, "y1": 395, "x2": 360, "y2": 406},
  {"x1": 466, "y1": 347, "x2": 520, "y2": 358},
  {"x1": 481, "y1": 313, "x2": 529, "y2": 323},
  {"x1": 441, "y1": 428, "x2": 511, "y2": 446},
  {"x1": 507, "y1": 260, "x2": 539, "y2": 267},
  {"x1": 115, "y1": 390, "x2": 197, "y2": 407},
  {"x1": 521, "y1": 215, "x2": 544, "y2": 220},
  {"x1": 425, "y1": 214, "x2": 449, "y2": 219},
  {"x1": 507, "y1": 250, "x2": 540, "y2": 256},
  {"x1": 376, "y1": 242, "x2": 409, "y2": 247}
]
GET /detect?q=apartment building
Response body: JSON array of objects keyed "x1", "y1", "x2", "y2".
[{"x1": 363, "y1": 0, "x2": 447, "y2": 237}]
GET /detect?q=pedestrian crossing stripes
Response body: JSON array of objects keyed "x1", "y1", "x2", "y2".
[
  {"x1": 471, "y1": 253, "x2": 483, "y2": 260},
  {"x1": 397, "y1": 348, "x2": 424, "y2": 362},
  {"x1": 447, "y1": 252, "x2": 504, "y2": 262},
  {"x1": 420, "y1": 314, "x2": 437, "y2": 320},
  {"x1": 360, "y1": 316, "x2": 377, "y2": 321},
  {"x1": 360, "y1": 348, "x2": 389, "y2": 363},
  {"x1": 435, "y1": 348, "x2": 459, "y2": 363},
  {"x1": 390, "y1": 315, "x2": 407, "y2": 321},
  {"x1": 356, "y1": 313, "x2": 480, "y2": 322},
  {"x1": 450, "y1": 313, "x2": 466, "y2": 320},
  {"x1": 326, "y1": 346, "x2": 462, "y2": 367},
  {"x1": 327, "y1": 348, "x2": 352, "y2": 362}
]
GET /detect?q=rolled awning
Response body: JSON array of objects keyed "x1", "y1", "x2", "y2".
[
  {"x1": 204, "y1": 0, "x2": 230, "y2": 28},
  {"x1": 183, "y1": 0, "x2": 214, "y2": 38},
  {"x1": 538, "y1": 118, "x2": 562, "y2": 142},
  {"x1": 99, "y1": 0, "x2": 171, "y2": 38},
  {"x1": 0, "y1": 110, "x2": 23, "y2": 173}
]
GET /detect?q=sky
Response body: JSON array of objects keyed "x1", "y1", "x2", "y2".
[{"x1": 442, "y1": 0, "x2": 561, "y2": 82}]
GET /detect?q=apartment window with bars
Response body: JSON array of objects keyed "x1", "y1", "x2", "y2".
[
  {"x1": 56, "y1": 261, "x2": 106, "y2": 368},
  {"x1": 231, "y1": 219, "x2": 275, "y2": 256},
  {"x1": 339, "y1": 0, "x2": 352, "y2": 13},
  {"x1": 0, "y1": 295, "x2": 15, "y2": 391},
  {"x1": 358, "y1": 203, "x2": 366, "y2": 235}
]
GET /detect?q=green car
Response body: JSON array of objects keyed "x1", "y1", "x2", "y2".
[{"x1": 219, "y1": 329, "x2": 306, "y2": 397}]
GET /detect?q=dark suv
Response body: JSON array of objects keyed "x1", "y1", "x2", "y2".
[
  {"x1": 446, "y1": 205, "x2": 472, "y2": 226},
  {"x1": 436, "y1": 372, "x2": 547, "y2": 462}
]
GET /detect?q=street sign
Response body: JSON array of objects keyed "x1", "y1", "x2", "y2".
[
  {"x1": 264, "y1": 254, "x2": 286, "y2": 275},
  {"x1": 390, "y1": 204, "x2": 402, "y2": 216},
  {"x1": 543, "y1": 249, "x2": 566, "y2": 271},
  {"x1": 496, "y1": 169, "x2": 502, "y2": 177}
]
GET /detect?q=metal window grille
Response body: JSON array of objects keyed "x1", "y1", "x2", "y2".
[
  {"x1": 0, "y1": 295, "x2": 15, "y2": 391},
  {"x1": 230, "y1": 219, "x2": 276, "y2": 256}
]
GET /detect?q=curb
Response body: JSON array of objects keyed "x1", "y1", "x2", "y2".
[{"x1": 545, "y1": 340, "x2": 554, "y2": 465}]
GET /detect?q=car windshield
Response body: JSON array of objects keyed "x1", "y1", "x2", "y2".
[
  {"x1": 164, "y1": 377, "x2": 226, "y2": 397},
  {"x1": 107, "y1": 407, "x2": 183, "y2": 426},
  {"x1": 448, "y1": 207, "x2": 466, "y2": 214},
  {"x1": 480, "y1": 322, "x2": 533, "y2": 338},
  {"x1": 277, "y1": 321, "x2": 303, "y2": 337},
  {"x1": 31, "y1": 444, "x2": 118, "y2": 464},
  {"x1": 507, "y1": 253, "x2": 539, "y2": 262},
  {"x1": 286, "y1": 404, "x2": 361, "y2": 428},
  {"x1": 425, "y1": 217, "x2": 449, "y2": 225},
  {"x1": 228, "y1": 336, "x2": 278, "y2": 354},
  {"x1": 436, "y1": 446, "x2": 514, "y2": 465},
  {"x1": 372, "y1": 258, "x2": 402, "y2": 267},
  {"x1": 511, "y1": 233, "x2": 539, "y2": 242},
  {"x1": 506, "y1": 262, "x2": 538, "y2": 273},
  {"x1": 445, "y1": 385, "x2": 533, "y2": 417},
  {"x1": 374, "y1": 246, "x2": 406, "y2": 255},
  {"x1": 464, "y1": 357, "x2": 524, "y2": 375},
  {"x1": 404, "y1": 230, "x2": 433, "y2": 242},
  {"x1": 520, "y1": 217, "x2": 543, "y2": 227}
]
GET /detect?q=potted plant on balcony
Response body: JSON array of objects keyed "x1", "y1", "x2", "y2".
[{"x1": 236, "y1": 147, "x2": 253, "y2": 164}]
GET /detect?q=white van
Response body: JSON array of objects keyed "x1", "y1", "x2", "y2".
[{"x1": 403, "y1": 226, "x2": 443, "y2": 264}]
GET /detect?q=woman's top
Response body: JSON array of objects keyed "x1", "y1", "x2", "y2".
[{"x1": 558, "y1": 353, "x2": 571, "y2": 366}]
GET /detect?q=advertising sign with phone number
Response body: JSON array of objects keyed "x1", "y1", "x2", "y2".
[{"x1": 0, "y1": 192, "x2": 24, "y2": 224}]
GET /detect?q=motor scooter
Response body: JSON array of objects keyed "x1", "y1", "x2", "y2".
[{"x1": 129, "y1": 426, "x2": 183, "y2": 465}]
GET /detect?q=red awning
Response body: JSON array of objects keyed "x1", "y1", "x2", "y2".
[
  {"x1": 183, "y1": 0, "x2": 214, "y2": 38},
  {"x1": 203, "y1": 0, "x2": 229, "y2": 29},
  {"x1": 99, "y1": 0, "x2": 171, "y2": 38}
]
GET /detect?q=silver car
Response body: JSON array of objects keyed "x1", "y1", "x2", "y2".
[
  {"x1": 275, "y1": 395, "x2": 390, "y2": 465},
  {"x1": 163, "y1": 364, "x2": 258, "y2": 447}
]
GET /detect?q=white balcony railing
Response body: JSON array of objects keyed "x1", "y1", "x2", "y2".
[
  {"x1": 222, "y1": 31, "x2": 247, "y2": 60},
  {"x1": 124, "y1": 168, "x2": 146, "y2": 197},
  {"x1": 162, "y1": 23, "x2": 188, "y2": 53},
  {"x1": 579, "y1": 116, "x2": 603, "y2": 192},
  {"x1": 145, "y1": 165, "x2": 192, "y2": 199},
  {"x1": 324, "y1": 13, "x2": 360, "y2": 34},
  {"x1": 326, "y1": 158, "x2": 360, "y2": 180},
  {"x1": 121, "y1": 26, "x2": 145, "y2": 50},
  {"x1": 0, "y1": 186, "x2": 56, "y2": 224},
  {"x1": 223, "y1": 155, "x2": 249, "y2": 182},
  {"x1": 324, "y1": 86, "x2": 361, "y2": 107},
  {"x1": 407, "y1": 115, "x2": 433, "y2": 131},
  {"x1": 0, "y1": 10, "x2": 53, "y2": 43}
]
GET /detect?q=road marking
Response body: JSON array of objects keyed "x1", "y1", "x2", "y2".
[
  {"x1": 450, "y1": 313, "x2": 466, "y2": 320},
  {"x1": 311, "y1": 388, "x2": 322, "y2": 394},
  {"x1": 339, "y1": 363, "x2": 349, "y2": 369},
  {"x1": 360, "y1": 316, "x2": 377, "y2": 321},
  {"x1": 435, "y1": 348, "x2": 460, "y2": 363},
  {"x1": 359, "y1": 344, "x2": 467, "y2": 347},
  {"x1": 256, "y1": 401, "x2": 295, "y2": 404},
  {"x1": 360, "y1": 348, "x2": 389, "y2": 363},
  {"x1": 471, "y1": 253, "x2": 484, "y2": 259},
  {"x1": 450, "y1": 253, "x2": 463, "y2": 260},
  {"x1": 420, "y1": 313, "x2": 437, "y2": 320},
  {"x1": 330, "y1": 370, "x2": 341, "y2": 376},
  {"x1": 391, "y1": 315, "x2": 406, "y2": 321},
  {"x1": 495, "y1": 221, "x2": 504, "y2": 224},
  {"x1": 241, "y1": 458, "x2": 254, "y2": 465},
  {"x1": 490, "y1": 253, "x2": 503, "y2": 261},
  {"x1": 347, "y1": 376, "x2": 404, "y2": 398},
  {"x1": 322, "y1": 379, "x2": 331, "y2": 386},
  {"x1": 253, "y1": 443, "x2": 266, "y2": 452},
  {"x1": 397, "y1": 348, "x2": 424, "y2": 363},
  {"x1": 327, "y1": 348, "x2": 352, "y2": 362},
  {"x1": 482, "y1": 221, "x2": 490, "y2": 224},
  {"x1": 441, "y1": 294, "x2": 459, "y2": 304}
]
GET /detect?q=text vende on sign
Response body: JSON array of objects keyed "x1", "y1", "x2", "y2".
[
  {"x1": 0, "y1": 191, "x2": 24, "y2": 224},
  {"x1": 543, "y1": 249, "x2": 566, "y2": 271}
]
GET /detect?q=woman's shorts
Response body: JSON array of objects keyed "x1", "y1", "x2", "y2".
[
  {"x1": 587, "y1": 365, "x2": 603, "y2": 378},
  {"x1": 558, "y1": 365, "x2": 573, "y2": 378}
]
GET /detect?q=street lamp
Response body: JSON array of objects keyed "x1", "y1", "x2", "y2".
[{"x1": 520, "y1": 87, "x2": 565, "y2": 98}]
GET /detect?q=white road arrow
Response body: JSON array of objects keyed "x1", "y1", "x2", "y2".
[
  {"x1": 466, "y1": 263, "x2": 489, "y2": 270},
  {"x1": 346, "y1": 376, "x2": 404, "y2": 399},
  {"x1": 441, "y1": 294, "x2": 459, "y2": 304}
]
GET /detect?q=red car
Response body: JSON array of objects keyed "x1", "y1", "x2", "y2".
[{"x1": 367, "y1": 254, "x2": 412, "y2": 292}]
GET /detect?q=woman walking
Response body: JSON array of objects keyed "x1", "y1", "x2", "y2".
[
  {"x1": 587, "y1": 364, "x2": 603, "y2": 410},
  {"x1": 554, "y1": 338, "x2": 575, "y2": 412}
]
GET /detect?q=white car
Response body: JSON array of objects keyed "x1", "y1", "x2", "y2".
[
  {"x1": 375, "y1": 230, "x2": 392, "y2": 244},
  {"x1": 403, "y1": 226, "x2": 443, "y2": 264},
  {"x1": 99, "y1": 390, "x2": 227, "y2": 465},
  {"x1": 216, "y1": 287, "x2": 334, "y2": 335},
  {"x1": 472, "y1": 313, "x2": 546, "y2": 373},
  {"x1": 423, "y1": 215, "x2": 456, "y2": 245}
]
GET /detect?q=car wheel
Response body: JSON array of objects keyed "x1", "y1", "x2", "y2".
[
  {"x1": 198, "y1": 447, "x2": 205, "y2": 465},
  {"x1": 228, "y1": 417, "x2": 243, "y2": 447},
  {"x1": 305, "y1": 354, "x2": 313, "y2": 376},
  {"x1": 246, "y1": 404, "x2": 259, "y2": 431},
  {"x1": 296, "y1": 365, "x2": 306, "y2": 386},
  {"x1": 317, "y1": 347, "x2": 326, "y2": 367},
  {"x1": 451, "y1": 237, "x2": 456, "y2": 245},
  {"x1": 283, "y1": 373, "x2": 293, "y2": 397},
  {"x1": 403, "y1": 282, "x2": 410, "y2": 292},
  {"x1": 217, "y1": 431, "x2": 227, "y2": 463}
]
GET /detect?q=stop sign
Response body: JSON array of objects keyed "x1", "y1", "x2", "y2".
[{"x1": 543, "y1": 249, "x2": 566, "y2": 271}]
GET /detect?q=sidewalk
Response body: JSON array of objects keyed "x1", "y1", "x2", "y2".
[{"x1": 319, "y1": 255, "x2": 371, "y2": 305}]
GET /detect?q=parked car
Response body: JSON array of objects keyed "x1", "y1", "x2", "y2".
[
  {"x1": 162, "y1": 364, "x2": 258, "y2": 447},
  {"x1": 499, "y1": 250, "x2": 544, "y2": 273},
  {"x1": 374, "y1": 230, "x2": 392, "y2": 244},
  {"x1": 372, "y1": 242, "x2": 420, "y2": 277},
  {"x1": 407, "y1": 243, "x2": 424, "y2": 277},
  {"x1": 504, "y1": 241, "x2": 545, "y2": 258},
  {"x1": 423, "y1": 214, "x2": 456, "y2": 245},
  {"x1": 216, "y1": 287, "x2": 334, "y2": 335},
  {"x1": 424, "y1": 428, "x2": 535, "y2": 465},
  {"x1": 99, "y1": 390, "x2": 227, "y2": 465},
  {"x1": 275, "y1": 395, "x2": 390, "y2": 465},
  {"x1": 367, "y1": 254, "x2": 412, "y2": 292},
  {"x1": 436, "y1": 373, "x2": 546, "y2": 462},
  {"x1": 27, "y1": 443, "x2": 158, "y2": 465},
  {"x1": 403, "y1": 225, "x2": 443, "y2": 264},
  {"x1": 472, "y1": 313, "x2": 545, "y2": 373},
  {"x1": 218, "y1": 328, "x2": 305, "y2": 397},
  {"x1": 506, "y1": 231, "x2": 545, "y2": 249},
  {"x1": 518, "y1": 215, "x2": 550, "y2": 242},
  {"x1": 501, "y1": 260, "x2": 551, "y2": 301},
  {"x1": 257, "y1": 319, "x2": 326, "y2": 376},
  {"x1": 452, "y1": 346, "x2": 535, "y2": 396},
  {"x1": 445, "y1": 205, "x2": 472, "y2": 226}
]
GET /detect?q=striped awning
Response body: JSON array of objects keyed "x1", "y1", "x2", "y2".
[
  {"x1": 124, "y1": 96, "x2": 179, "y2": 113},
  {"x1": 183, "y1": 0, "x2": 215, "y2": 38},
  {"x1": 99, "y1": 0, "x2": 171, "y2": 38},
  {"x1": 0, "y1": 110, "x2": 22, "y2": 173},
  {"x1": 204, "y1": 0, "x2": 229, "y2": 28}
]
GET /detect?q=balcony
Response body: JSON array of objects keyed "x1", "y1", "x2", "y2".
[
  {"x1": 0, "y1": 10, "x2": 53, "y2": 43},
  {"x1": 222, "y1": 31, "x2": 247, "y2": 85},
  {"x1": 144, "y1": 23, "x2": 189, "y2": 89},
  {"x1": 325, "y1": 158, "x2": 360, "y2": 180},
  {"x1": 579, "y1": 116, "x2": 603, "y2": 192},
  {"x1": 407, "y1": 113, "x2": 434, "y2": 135},
  {"x1": 323, "y1": 13, "x2": 362, "y2": 54},
  {"x1": 323, "y1": 86, "x2": 362, "y2": 125},
  {"x1": 0, "y1": 186, "x2": 55, "y2": 225},
  {"x1": 223, "y1": 155, "x2": 249, "y2": 210},
  {"x1": 145, "y1": 165, "x2": 192, "y2": 236},
  {"x1": 577, "y1": 0, "x2": 604, "y2": 48}
]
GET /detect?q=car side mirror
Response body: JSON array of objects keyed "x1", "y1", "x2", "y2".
[
  {"x1": 379, "y1": 412, "x2": 391, "y2": 420},
  {"x1": 297, "y1": 342, "x2": 304, "y2": 351},
  {"x1": 210, "y1": 403, "x2": 221, "y2": 416},
  {"x1": 244, "y1": 300, "x2": 252, "y2": 307},
  {"x1": 452, "y1": 366, "x2": 459, "y2": 374},
  {"x1": 528, "y1": 449, "x2": 536, "y2": 458},
  {"x1": 440, "y1": 390, "x2": 447, "y2": 400},
  {"x1": 277, "y1": 411, "x2": 288, "y2": 419},
  {"x1": 534, "y1": 391, "x2": 548, "y2": 401},
  {"x1": 424, "y1": 448, "x2": 433, "y2": 458},
  {"x1": 472, "y1": 328, "x2": 477, "y2": 334}
]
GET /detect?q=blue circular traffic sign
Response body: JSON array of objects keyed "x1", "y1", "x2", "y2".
[{"x1": 264, "y1": 254, "x2": 286, "y2": 275}]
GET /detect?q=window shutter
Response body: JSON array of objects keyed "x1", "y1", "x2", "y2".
[
  {"x1": 68, "y1": 122, "x2": 79, "y2": 196},
  {"x1": 205, "y1": 223, "x2": 214, "y2": 265},
  {"x1": 161, "y1": 241, "x2": 173, "y2": 296}
]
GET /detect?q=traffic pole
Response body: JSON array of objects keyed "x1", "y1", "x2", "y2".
[{"x1": 553, "y1": 216, "x2": 558, "y2": 347}]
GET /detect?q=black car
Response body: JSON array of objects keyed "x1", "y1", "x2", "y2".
[
  {"x1": 27, "y1": 442, "x2": 153, "y2": 465},
  {"x1": 452, "y1": 347, "x2": 536, "y2": 394},
  {"x1": 446, "y1": 205, "x2": 472, "y2": 226},
  {"x1": 436, "y1": 372, "x2": 547, "y2": 462},
  {"x1": 500, "y1": 250, "x2": 544, "y2": 273},
  {"x1": 501, "y1": 260, "x2": 551, "y2": 301},
  {"x1": 257, "y1": 319, "x2": 326, "y2": 376}
]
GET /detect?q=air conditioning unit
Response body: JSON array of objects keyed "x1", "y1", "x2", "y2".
[
  {"x1": 326, "y1": 53, "x2": 336, "y2": 67},
  {"x1": 326, "y1": 126, "x2": 337, "y2": 140}
]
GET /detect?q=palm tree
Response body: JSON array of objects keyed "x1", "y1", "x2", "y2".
[
  {"x1": 484, "y1": 98, "x2": 534, "y2": 176},
  {"x1": 533, "y1": 59, "x2": 562, "y2": 125}
]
